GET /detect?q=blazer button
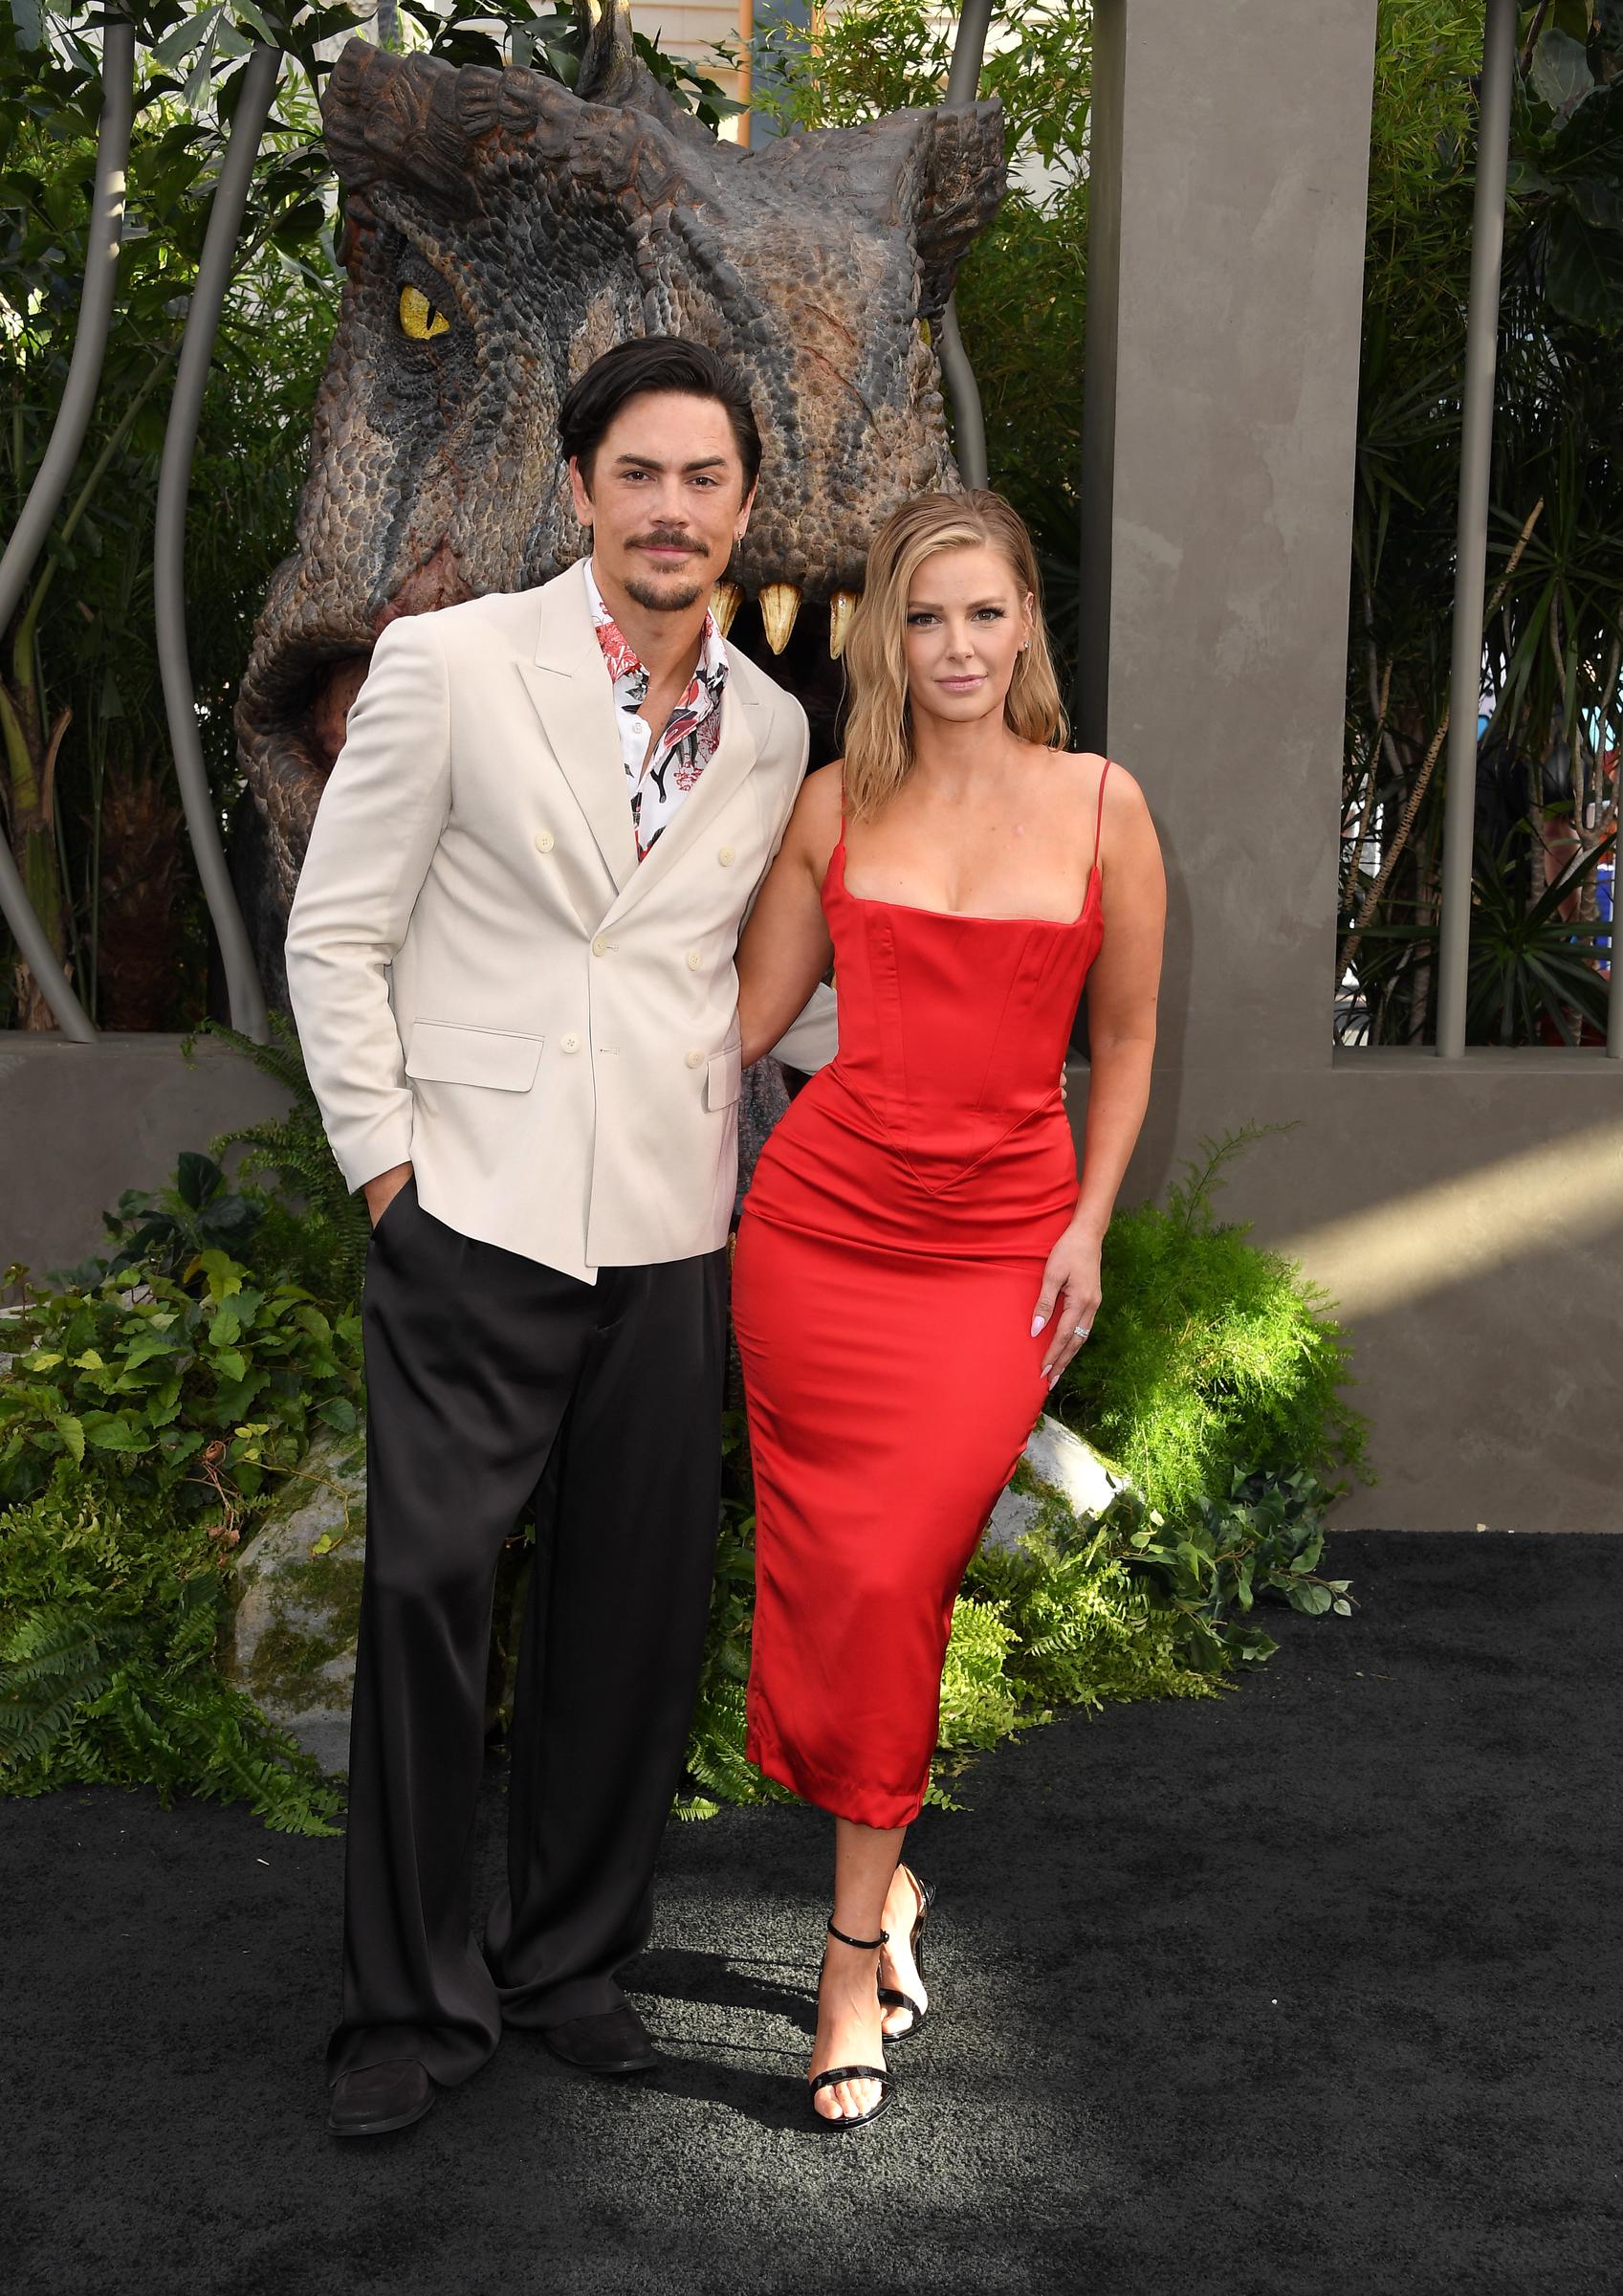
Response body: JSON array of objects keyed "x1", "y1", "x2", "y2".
[
  {"x1": 686, "y1": 1049, "x2": 704, "y2": 1069},
  {"x1": 561, "y1": 1032, "x2": 581, "y2": 1053},
  {"x1": 534, "y1": 830, "x2": 555, "y2": 853},
  {"x1": 592, "y1": 934, "x2": 610, "y2": 957},
  {"x1": 717, "y1": 845, "x2": 735, "y2": 867},
  {"x1": 685, "y1": 948, "x2": 703, "y2": 971}
]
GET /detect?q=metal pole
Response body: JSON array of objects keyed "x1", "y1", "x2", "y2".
[
  {"x1": 945, "y1": 1, "x2": 994, "y2": 113},
  {"x1": 939, "y1": 0, "x2": 996, "y2": 490},
  {"x1": 1608, "y1": 843, "x2": 1622, "y2": 1057},
  {"x1": 1435, "y1": 0, "x2": 1517, "y2": 1059},
  {"x1": 936, "y1": 300, "x2": 987, "y2": 488},
  {"x1": 154, "y1": 43, "x2": 280, "y2": 1046},
  {"x1": 0, "y1": 17, "x2": 136, "y2": 1041}
]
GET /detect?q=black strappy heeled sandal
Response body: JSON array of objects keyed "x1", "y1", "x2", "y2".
[
  {"x1": 877, "y1": 1866, "x2": 936, "y2": 2045},
  {"x1": 809, "y1": 1918, "x2": 895, "y2": 2133}
]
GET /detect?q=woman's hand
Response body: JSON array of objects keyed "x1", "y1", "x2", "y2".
[{"x1": 1030, "y1": 1221, "x2": 1104, "y2": 1389}]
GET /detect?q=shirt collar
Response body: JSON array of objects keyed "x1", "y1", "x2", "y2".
[{"x1": 583, "y1": 555, "x2": 728, "y2": 695}]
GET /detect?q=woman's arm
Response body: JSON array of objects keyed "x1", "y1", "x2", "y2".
[
  {"x1": 736, "y1": 766, "x2": 844, "y2": 1068},
  {"x1": 1033, "y1": 762, "x2": 1167, "y2": 1384}
]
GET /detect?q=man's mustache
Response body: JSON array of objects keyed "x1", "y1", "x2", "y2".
[{"x1": 629, "y1": 532, "x2": 704, "y2": 556}]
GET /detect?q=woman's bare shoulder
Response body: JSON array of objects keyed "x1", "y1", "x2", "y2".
[{"x1": 1055, "y1": 748, "x2": 1151, "y2": 823}]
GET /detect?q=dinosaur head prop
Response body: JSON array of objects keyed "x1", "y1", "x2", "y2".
[{"x1": 234, "y1": 5, "x2": 1005, "y2": 967}]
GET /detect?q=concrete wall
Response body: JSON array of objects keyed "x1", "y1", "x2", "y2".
[
  {"x1": 0, "y1": 1035, "x2": 294, "y2": 1283},
  {"x1": 1076, "y1": 0, "x2": 1622, "y2": 1532}
]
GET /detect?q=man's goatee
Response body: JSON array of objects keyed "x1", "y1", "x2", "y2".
[{"x1": 625, "y1": 576, "x2": 708, "y2": 615}]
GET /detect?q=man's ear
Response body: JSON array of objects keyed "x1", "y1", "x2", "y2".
[
  {"x1": 567, "y1": 453, "x2": 595, "y2": 525},
  {"x1": 735, "y1": 476, "x2": 757, "y2": 540}
]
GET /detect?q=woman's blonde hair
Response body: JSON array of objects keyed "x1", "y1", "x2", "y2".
[{"x1": 841, "y1": 489, "x2": 1066, "y2": 822}]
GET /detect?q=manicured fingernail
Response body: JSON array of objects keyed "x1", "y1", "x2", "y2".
[{"x1": 1030, "y1": 1314, "x2": 1047, "y2": 1336}]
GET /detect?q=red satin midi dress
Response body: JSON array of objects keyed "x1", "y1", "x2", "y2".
[{"x1": 732, "y1": 764, "x2": 1111, "y2": 1829}]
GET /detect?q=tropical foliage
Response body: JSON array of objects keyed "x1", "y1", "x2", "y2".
[{"x1": 1342, "y1": 0, "x2": 1623, "y2": 1045}]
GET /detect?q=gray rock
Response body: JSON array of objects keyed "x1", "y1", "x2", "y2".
[
  {"x1": 983, "y1": 1414, "x2": 1123, "y2": 1552},
  {"x1": 227, "y1": 1425, "x2": 367, "y2": 1776}
]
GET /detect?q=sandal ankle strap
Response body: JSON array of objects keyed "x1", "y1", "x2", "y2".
[{"x1": 826, "y1": 1917, "x2": 888, "y2": 1950}]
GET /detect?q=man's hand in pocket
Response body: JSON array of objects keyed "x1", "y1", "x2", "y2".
[{"x1": 364, "y1": 1162, "x2": 413, "y2": 1227}]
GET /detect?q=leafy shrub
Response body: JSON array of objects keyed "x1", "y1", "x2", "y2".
[
  {"x1": 54, "y1": 1150, "x2": 266, "y2": 1292},
  {"x1": 1107, "y1": 1469, "x2": 1354, "y2": 1672},
  {"x1": 0, "y1": 1245, "x2": 362, "y2": 1832},
  {"x1": 0, "y1": 1254, "x2": 360, "y2": 1520},
  {"x1": 196, "y1": 1015, "x2": 373, "y2": 1314},
  {"x1": 1055, "y1": 1133, "x2": 1368, "y2": 1523}
]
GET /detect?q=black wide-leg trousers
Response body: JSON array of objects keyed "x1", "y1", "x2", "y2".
[{"x1": 327, "y1": 1178, "x2": 728, "y2": 2087}]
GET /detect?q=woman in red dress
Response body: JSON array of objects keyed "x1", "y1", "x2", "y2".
[{"x1": 731, "y1": 491, "x2": 1166, "y2": 2129}]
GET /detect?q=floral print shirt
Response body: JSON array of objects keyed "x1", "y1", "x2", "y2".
[{"x1": 584, "y1": 558, "x2": 729, "y2": 861}]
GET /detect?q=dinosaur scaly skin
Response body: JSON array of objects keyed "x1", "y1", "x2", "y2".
[{"x1": 233, "y1": 12, "x2": 1004, "y2": 990}]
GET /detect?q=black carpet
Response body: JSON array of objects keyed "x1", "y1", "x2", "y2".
[{"x1": 2, "y1": 1532, "x2": 1617, "y2": 2296}]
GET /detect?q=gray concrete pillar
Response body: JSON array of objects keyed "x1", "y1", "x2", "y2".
[{"x1": 1081, "y1": 0, "x2": 1378, "y2": 1075}]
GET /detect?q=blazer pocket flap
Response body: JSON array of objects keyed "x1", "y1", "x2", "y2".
[
  {"x1": 406, "y1": 1023, "x2": 544, "y2": 1093},
  {"x1": 706, "y1": 1048, "x2": 741, "y2": 1113}
]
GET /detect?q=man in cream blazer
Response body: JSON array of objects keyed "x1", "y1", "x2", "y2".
[{"x1": 286, "y1": 339, "x2": 833, "y2": 2138}]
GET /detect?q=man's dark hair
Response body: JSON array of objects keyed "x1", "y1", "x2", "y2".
[{"x1": 558, "y1": 336, "x2": 762, "y2": 496}]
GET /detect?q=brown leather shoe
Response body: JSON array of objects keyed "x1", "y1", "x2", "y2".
[
  {"x1": 326, "y1": 2059, "x2": 436, "y2": 2137},
  {"x1": 539, "y1": 2003, "x2": 660, "y2": 2076}
]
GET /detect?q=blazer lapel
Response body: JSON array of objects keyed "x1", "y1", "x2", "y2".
[
  {"x1": 603, "y1": 663, "x2": 768, "y2": 924},
  {"x1": 515, "y1": 564, "x2": 639, "y2": 896}
]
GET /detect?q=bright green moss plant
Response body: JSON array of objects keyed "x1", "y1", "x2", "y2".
[{"x1": 1053, "y1": 1131, "x2": 1368, "y2": 1524}]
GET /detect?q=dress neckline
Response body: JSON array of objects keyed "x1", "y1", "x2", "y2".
[{"x1": 826, "y1": 832, "x2": 1101, "y2": 931}]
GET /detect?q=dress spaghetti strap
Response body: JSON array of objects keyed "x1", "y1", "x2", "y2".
[{"x1": 1092, "y1": 759, "x2": 1112, "y2": 872}]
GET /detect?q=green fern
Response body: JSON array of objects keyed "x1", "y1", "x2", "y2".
[{"x1": 0, "y1": 1490, "x2": 343, "y2": 1837}]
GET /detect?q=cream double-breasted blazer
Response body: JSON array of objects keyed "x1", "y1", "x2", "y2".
[{"x1": 284, "y1": 561, "x2": 835, "y2": 1281}]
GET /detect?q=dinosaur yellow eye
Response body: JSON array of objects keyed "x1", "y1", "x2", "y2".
[{"x1": 399, "y1": 284, "x2": 450, "y2": 341}]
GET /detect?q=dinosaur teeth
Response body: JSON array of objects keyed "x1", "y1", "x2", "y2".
[
  {"x1": 710, "y1": 580, "x2": 744, "y2": 638},
  {"x1": 758, "y1": 582, "x2": 801, "y2": 655},
  {"x1": 828, "y1": 589, "x2": 860, "y2": 660}
]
